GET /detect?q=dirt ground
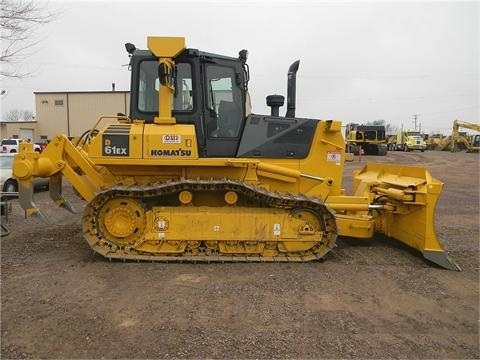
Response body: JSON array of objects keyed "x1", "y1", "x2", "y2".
[{"x1": 1, "y1": 150, "x2": 478, "y2": 359}]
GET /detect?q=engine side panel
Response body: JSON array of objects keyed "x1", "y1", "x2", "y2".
[
  {"x1": 88, "y1": 123, "x2": 199, "y2": 162},
  {"x1": 237, "y1": 114, "x2": 317, "y2": 158}
]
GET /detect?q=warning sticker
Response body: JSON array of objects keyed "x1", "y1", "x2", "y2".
[
  {"x1": 327, "y1": 151, "x2": 341, "y2": 163},
  {"x1": 162, "y1": 134, "x2": 181, "y2": 144},
  {"x1": 273, "y1": 224, "x2": 281, "y2": 236}
]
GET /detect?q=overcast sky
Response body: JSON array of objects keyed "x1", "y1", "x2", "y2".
[{"x1": 1, "y1": 0, "x2": 478, "y2": 134}]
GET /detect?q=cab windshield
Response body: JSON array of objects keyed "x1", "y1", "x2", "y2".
[{"x1": 137, "y1": 60, "x2": 194, "y2": 113}]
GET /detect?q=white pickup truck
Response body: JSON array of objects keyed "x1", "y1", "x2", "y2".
[{"x1": 0, "y1": 139, "x2": 41, "y2": 153}]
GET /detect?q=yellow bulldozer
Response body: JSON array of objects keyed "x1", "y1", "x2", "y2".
[
  {"x1": 12, "y1": 36, "x2": 459, "y2": 270},
  {"x1": 344, "y1": 123, "x2": 388, "y2": 155}
]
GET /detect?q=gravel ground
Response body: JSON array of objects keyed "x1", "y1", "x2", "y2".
[{"x1": 1, "y1": 150, "x2": 478, "y2": 359}]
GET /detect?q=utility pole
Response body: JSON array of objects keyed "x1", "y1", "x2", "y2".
[{"x1": 412, "y1": 114, "x2": 419, "y2": 131}]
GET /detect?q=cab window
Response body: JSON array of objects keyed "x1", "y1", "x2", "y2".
[
  {"x1": 173, "y1": 63, "x2": 194, "y2": 111},
  {"x1": 206, "y1": 65, "x2": 243, "y2": 138},
  {"x1": 137, "y1": 60, "x2": 159, "y2": 113}
]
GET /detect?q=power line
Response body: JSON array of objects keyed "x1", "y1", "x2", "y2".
[
  {"x1": 255, "y1": 73, "x2": 479, "y2": 80},
  {"x1": 412, "y1": 114, "x2": 419, "y2": 131},
  {"x1": 418, "y1": 106, "x2": 479, "y2": 116},
  {"x1": 299, "y1": 94, "x2": 477, "y2": 102},
  {"x1": 22, "y1": 61, "x2": 125, "y2": 71}
]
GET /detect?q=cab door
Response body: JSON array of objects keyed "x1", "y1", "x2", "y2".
[{"x1": 202, "y1": 60, "x2": 245, "y2": 157}]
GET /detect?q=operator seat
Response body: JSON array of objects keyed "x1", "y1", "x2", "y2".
[{"x1": 211, "y1": 100, "x2": 241, "y2": 138}]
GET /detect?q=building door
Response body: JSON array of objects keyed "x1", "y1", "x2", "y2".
[{"x1": 20, "y1": 128, "x2": 34, "y2": 141}]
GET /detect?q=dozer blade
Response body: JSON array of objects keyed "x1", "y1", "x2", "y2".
[
  {"x1": 354, "y1": 163, "x2": 461, "y2": 271},
  {"x1": 422, "y1": 251, "x2": 461, "y2": 272}
]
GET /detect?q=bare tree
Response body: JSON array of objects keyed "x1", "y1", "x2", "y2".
[
  {"x1": 386, "y1": 123, "x2": 397, "y2": 135},
  {"x1": 22, "y1": 109, "x2": 34, "y2": 120},
  {"x1": 0, "y1": 0, "x2": 56, "y2": 78},
  {"x1": 3, "y1": 108, "x2": 34, "y2": 121},
  {"x1": 3, "y1": 109, "x2": 35, "y2": 121},
  {"x1": 369, "y1": 119, "x2": 386, "y2": 126},
  {"x1": 4, "y1": 108, "x2": 22, "y2": 121}
]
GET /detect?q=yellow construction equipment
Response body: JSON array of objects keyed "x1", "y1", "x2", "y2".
[
  {"x1": 12, "y1": 36, "x2": 460, "y2": 270},
  {"x1": 450, "y1": 120, "x2": 480, "y2": 152},
  {"x1": 390, "y1": 128, "x2": 427, "y2": 152},
  {"x1": 424, "y1": 133, "x2": 447, "y2": 150},
  {"x1": 344, "y1": 123, "x2": 388, "y2": 155}
]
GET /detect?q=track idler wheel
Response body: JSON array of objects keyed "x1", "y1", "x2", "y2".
[{"x1": 97, "y1": 197, "x2": 146, "y2": 247}]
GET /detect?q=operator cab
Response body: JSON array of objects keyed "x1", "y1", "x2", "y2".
[
  {"x1": 127, "y1": 42, "x2": 316, "y2": 160},
  {"x1": 128, "y1": 47, "x2": 247, "y2": 157}
]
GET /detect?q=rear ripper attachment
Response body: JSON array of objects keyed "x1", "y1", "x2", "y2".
[{"x1": 83, "y1": 179, "x2": 338, "y2": 262}]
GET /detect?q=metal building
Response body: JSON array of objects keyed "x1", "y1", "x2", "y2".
[
  {"x1": 34, "y1": 91, "x2": 130, "y2": 141},
  {"x1": 0, "y1": 121, "x2": 38, "y2": 141},
  {"x1": 1, "y1": 91, "x2": 131, "y2": 143}
]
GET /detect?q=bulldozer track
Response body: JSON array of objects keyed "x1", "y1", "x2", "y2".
[{"x1": 83, "y1": 179, "x2": 338, "y2": 262}]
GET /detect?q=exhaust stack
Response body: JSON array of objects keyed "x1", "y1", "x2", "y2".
[{"x1": 285, "y1": 60, "x2": 300, "y2": 118}]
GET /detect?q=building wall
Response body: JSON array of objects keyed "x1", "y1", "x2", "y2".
[
  {"x1": 35, "y1": 91, "x2": 130, "y2": 140},
  {"x1": 68, "y1": 92, "x2": 130, "y2": 136},
  {"x1": 0, "y1": 122, "x2": 38, "y2": 140},
  {"x1": 35, "y1": 93, "x2": 68, "y2": 140}
]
